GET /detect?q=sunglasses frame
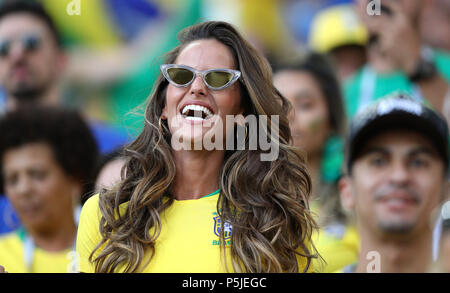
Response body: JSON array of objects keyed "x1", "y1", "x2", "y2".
[
  {"x1": 0, "y1": 34, "x2": 42, "y2": 58},
  {"x1": 161, "y1": 64, "x2": 242, "y2": 91}
]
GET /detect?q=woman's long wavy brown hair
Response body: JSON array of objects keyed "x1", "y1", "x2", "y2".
[{"x1": 90, "y1": 21, "x2": 319, "y2": 273}]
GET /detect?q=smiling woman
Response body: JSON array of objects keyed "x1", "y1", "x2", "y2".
[{"x1": 76, "y1": 21, "x2": 319, "y2": 273}]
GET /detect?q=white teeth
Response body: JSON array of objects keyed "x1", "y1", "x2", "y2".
[
  {"x1": 181, "y1": 104, "x2": 213, "y2": 119},
  {"x1": 185, "y1": 116, "x2": 204, "y2": 121}
]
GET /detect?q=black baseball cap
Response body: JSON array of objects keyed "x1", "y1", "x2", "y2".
[{"x1": 346, "y1": 93, "x2": 450, "y2": 174}]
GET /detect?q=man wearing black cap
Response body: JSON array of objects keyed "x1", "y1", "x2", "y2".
[{"x1": 338, "y1": 93, "x2": 449, "y2": 273}]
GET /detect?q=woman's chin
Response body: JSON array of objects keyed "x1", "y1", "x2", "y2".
[
  {"x1": 170, "y1": 128, "x2": 228, "y2": 152},
  {"x1": 168, "y1": 115, "x2": 230, "y2": 151},
  {"x1": 170, "y1": 129, "x2": 209, "y2": 151}
]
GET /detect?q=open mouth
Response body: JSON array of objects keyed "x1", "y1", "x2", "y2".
[{"x1": 181, "y1": 104, "x2": 214, "y2": 121}]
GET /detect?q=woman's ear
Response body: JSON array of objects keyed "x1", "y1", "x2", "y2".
[{"x1": 339, "y1": 176, "x2": 355, "y2": 212}]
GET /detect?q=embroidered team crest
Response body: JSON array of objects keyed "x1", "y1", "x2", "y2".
[{"x1": 213, "y1": 215, "x2": 232, "y2": 239}]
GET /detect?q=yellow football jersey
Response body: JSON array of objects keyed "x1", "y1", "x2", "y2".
[
  {"x1": 76, "y1": 191, "x2": 313, "y2": 273},
  {"x1": 0, "y1": 230, "x2": 74, "y2": 273},
  {"x1": 313, "y1": 224, "x2": 359, "y2": 273}
]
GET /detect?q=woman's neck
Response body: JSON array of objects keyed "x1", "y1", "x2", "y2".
[
  {"x1": 171, "y1": 149, "x2": 224, "y2": 200},
  {"x1": 27, "y1": 215, "x2": 77, "y2": 252}
]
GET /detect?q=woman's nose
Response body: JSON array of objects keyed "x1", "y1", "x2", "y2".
[
  {"x1": 190, "y1": 75, "x2": 207, "y2": 96},
  {"x1": 13, "y1": 176, "x2": 33, "y2": 198}
]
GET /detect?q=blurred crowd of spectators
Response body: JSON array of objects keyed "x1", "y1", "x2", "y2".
[{"x1": 0, "y1": 0, "x2": 449, "y2": 273}]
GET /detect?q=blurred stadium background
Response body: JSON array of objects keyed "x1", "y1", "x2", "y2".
[{"x1": 0, "y1": 0, "x2": 354, "y2": 138}]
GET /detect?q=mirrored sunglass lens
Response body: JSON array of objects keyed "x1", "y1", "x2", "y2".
[
  {"x1": 23, "y1": 35, "x2": 41, "y2": 51},
  {"x1": 205, "y1": 71, "x2": 233, "y2": 88},
  {"x1": 167, "y1": 68, "x2": 194, "y2": 85},
  {"x1": 0, "y1": 41, "x2": 10, "y2": 57}
]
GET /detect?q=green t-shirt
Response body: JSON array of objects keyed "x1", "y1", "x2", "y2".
[
  {"x1": 344, "y1": 50, "x2": 450, "y2": 119},
  {"x1": 321, "y1": 135, "x2": 344, "y2": 184}
]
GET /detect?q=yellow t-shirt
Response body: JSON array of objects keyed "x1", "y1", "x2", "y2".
[
  {"x1": 313, "y1": 224, "x2": 359, "y2": 273},
  {"x1": 0, "y1": 229, "x2": 74, "y2": 273},
  {"x1": 76, "y1": 192, "x2": 313, "y2": 273}
]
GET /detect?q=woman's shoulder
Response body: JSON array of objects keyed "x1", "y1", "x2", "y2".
[
  {"x1": 0, "y1": 229, "x2": 23, "y2": 266},
  {"x1": 81, "y1": 193, "x2": 130, "y2": 223},
  {"x1": 78, "y1": 194, "x2": 104, "y2": 233},
  {"x1": 83, "y1": 193, "x2": 100, "y2": 209},
  {"x1": 0, "y1": 229, "x2": 21, "y2": 246},
  {"x1": 77, "y1": 194, "x2": 102, "y2": 273}
]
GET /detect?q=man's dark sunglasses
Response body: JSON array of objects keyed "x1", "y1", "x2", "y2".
[{"x1": 0, "y1": 34, "x2": 42, "y2": 58}]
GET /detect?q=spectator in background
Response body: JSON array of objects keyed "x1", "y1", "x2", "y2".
[
  {"x1": 273, "y1": 53, "x2": 357, "y2": 273},
  {"x1": 339, "y1": 94, "x2": 449, "y2": 273},
  {"x1": 431, "y1": 201, "x2": 450, "y2": 273},
  {"x1": 0, "y1": 0, "x2": 130, "y2": 153},
  {"x1": 439, "y1": 206, "x2": 450, "y2": 273},
  {"x1": 346, "y1": 0, "x2": 450, "y2": 119},
  {"x1": 0, "y1": 0, "x2": 130, "y2": 235},
  {"x1": 309, "y1": 3, "x2": 368, "y2": 81},
  {"x1": 440, "y1": 223, "x2": 450, "y2": 272},
  {"x1": 273, "y1": 53, "x2": 346, "y2": 226},
  {"x1": 420, "y1": 0, "x2": 450, "y2": 52},
  {"x1": 95, "y1": 147, "x2": 126, "y2": 192},
  {"x1": 0, "y1": 106, "x2": 99, "y2": 273}
]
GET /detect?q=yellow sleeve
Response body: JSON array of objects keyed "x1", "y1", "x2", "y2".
[
  {"x1": 297, "y1": 254, "x2": 316, "y2": 273},
  {"x1": 313, "y1": 225, "x2": 359, "y2": 273},
  {"x1": 76, "y1": 194, "x2": 103, "y2": 273},
  {"x1": 296, "y1": 241, "x2": 319, "y2": 273}
]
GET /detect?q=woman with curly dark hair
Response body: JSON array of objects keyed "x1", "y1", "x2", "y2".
[
  {"x1": 274, "y1": 53, "x2": 347, "y2": 227},
  {"x1": 0, "y1": 105, "x2": 99, "y2": 273},
  {"x1": 274, "y1": 53, "x2": 353, "y2": 273},
  {"x1": 76, "y1": 21, "x2": 319, "y2": 273}
]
